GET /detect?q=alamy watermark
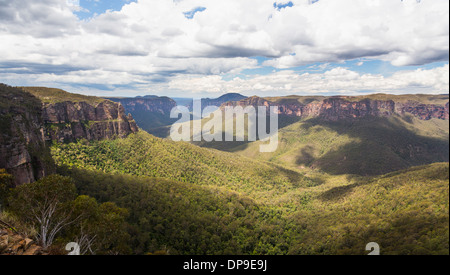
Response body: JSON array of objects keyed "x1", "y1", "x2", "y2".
[
  {"x1": 66, "y1": 242, "x2": 80, "y2": 255},
  {"x1": 366, "y1": 242, "x2": 380, "y2": 255},
  {"x1": 170, "y1": 100, "x2": 279, "y2": 153}
]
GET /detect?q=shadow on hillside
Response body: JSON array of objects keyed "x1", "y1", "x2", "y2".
[
  {"x1": 299, "y1": 116, "x2": 449, "y2": 176},
  {"x1": 318, "y1": 175, "x2": 371, "y2": 202},
  {"x1": 272, "y1": 163, "x2": 315, "y2": 187},
  {"x1": 173, "y1": 115, "x2": 303, "y2": 152},
  {"x1": 295, "y1": 145, "x2": 316, "y2": 167},
  {"x1": 147, "y1": 125, "x2": 172, "y2": 138},
  {"x1": 192, "y1": 141, "x2": 251, "y2": 152}
]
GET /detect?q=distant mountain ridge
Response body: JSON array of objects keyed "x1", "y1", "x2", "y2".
[
  {"x1": 106, "y1": 93, "x2": 248, "y2": 137},
  {"x1": 192, "y1": 93, "x2": 450, "y2": 176},
  {"x1": 185, "y1": 93, "x2": 247, "y2": 110},
  {"x1": 106, "y1": 96, "x2": 177, "y2": 134},
  {"x1": 204, "y1": 93, "x2": 248, "y2": 106},
  {"x1": 221, "y1": 94, "x2": 449, "y2": 121},
  {"x1": 106, "y1": 95, "x2": 176, "y2": 115}
]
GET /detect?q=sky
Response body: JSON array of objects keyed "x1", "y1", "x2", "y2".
[{"x1": 0, "y1": 0, "x2": 448, "y2": 98}]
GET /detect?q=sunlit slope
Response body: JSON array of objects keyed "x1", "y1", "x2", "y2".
[
  {"x1": 51, "y1": 131, "x2": 311, "y2": 201},
  {"x1": 285, "y1": 162, "x2": 449, "y2": 255},
  {"x1": 231, "y1": 115, "x2": 449, "y2": 176},
  {"x1": 58, "y1": 157, "x2": 449, "y2": 255},
  {"x1": 20, "y1": 86, "x2": 107, "y2": 105}
]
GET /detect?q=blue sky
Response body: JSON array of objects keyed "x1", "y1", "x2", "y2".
[
  {"x1": 229, "y1": 57, "x2": 448, "y2": 84},
  {"x1": 75, "y1": 0, "x2": 137, "y2": 20},
  {"x1": 0, "y1": 0, "x2": 448, "y2": 98}
]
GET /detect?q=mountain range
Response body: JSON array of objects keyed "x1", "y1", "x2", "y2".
[{"x1": 0, "y1": 83, "x2": 448, "y2": 255}]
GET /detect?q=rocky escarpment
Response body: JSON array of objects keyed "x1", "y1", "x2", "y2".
[
  {"x1": 0, "y1": 84, "x2": 139, "y2": 185},
  {"x1": 0, "y1": 84, "x2": 54, "y2": 186},
  {"x1": 398, "y1": 102, "x2": 449, "y2": 120},
  {"x1": 43, "y1": 100, "x2": 139, "y2": 143},
  {"x1": 222, "y1": 96, "x2": 449, "y2": 121},
  {"x1": 0, "y1": 227, "x2": 45, "y2": 255}
]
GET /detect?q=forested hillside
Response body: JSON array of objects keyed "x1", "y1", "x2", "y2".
[
  {"x1": 231, "y1": 115, "x2": 449, "y2": 176},
  {"x1": 51, "y1": 131, "x2": 309, "y2": 203},
  {"x1": 49, "y1": 129, "x2": 449, "y2": 255},
  {"x1": 1, "y1": 85, "x2": 448, "y2": 255},
  {"x1": 57, "y1": 159, "x2": 449, "y2": 255}
]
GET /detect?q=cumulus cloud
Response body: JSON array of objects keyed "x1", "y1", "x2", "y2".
[
  {"x1": 0, "y1": 0, "x2": 80, "y2": 37},
  {"x1": 0, "y1": 0, "x2": 448, "y2": 96},
  {"x1": 168, "y1": 64, "x2": 450, "y2": 96}
]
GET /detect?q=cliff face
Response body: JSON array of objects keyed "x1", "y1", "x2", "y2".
[
  {"x1": 0, "y1": 85, "x2": 138, "y2": 185},
  {"x1": 222, "y1": 96, "x2": 449, "y2": 121},
  {"x1": 43, "y1": 100, "x2": 138, "y2": 143},
  {"x1": 0, "y1": 85, "x2": 54, "y2": 186},
  {"x1": 397, "y1": 102, "x2": 449, "y2": 120},
  {"x1": 316, "y1": 98, "x2": 397, "y2": 121}
]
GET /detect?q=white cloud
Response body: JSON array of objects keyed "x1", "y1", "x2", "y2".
[
  {"x1": 0, "y1": 0, "x2": 80, "y2": 37},
  {"x1": 263, "y1": 0, "x2": 449, "y2": 67},
  {"x1": 168, "y1": 64, "x2": 450, "y2": 96},
  {"x1": 0, "y1": 0, "x2": 448, "y2": 96}
]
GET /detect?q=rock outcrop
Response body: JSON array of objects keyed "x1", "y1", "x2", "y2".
[
  {"x1": 0, "y1": 84, "x2": 139, "y2": 185},
  {"x1": 397, "y1": 102, "x2": 449, "y2": 120},
  {"x1": 221, "y1": 96, "x2": 449, "y2": 121},
  {"x1": 43, "y1": 100, "x2": 139, "y2": 143},
  {"x1": 0, "y1": 84, "x2": 54, "y2": 186},
  {"x1": 0, "y1": 228, "x2": 45, "y2": 255}
]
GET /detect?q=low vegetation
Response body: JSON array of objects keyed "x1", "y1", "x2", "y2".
[
  {"x1": 1, "y1": 174, "x2": 130, "y2": 254},
  {"x1": 20, "y1": 86, "x2": 107, "y2": 105}
]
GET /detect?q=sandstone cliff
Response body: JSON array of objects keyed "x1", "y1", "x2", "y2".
[
  {"x1": 0, "y1": 84, "x2": 54, "y2": 185},
  {"x1": 221, "y1": 96, "x2": 449, "y2": 121},
  {"x1": 43, "y1": 100, "x2": 139, "y2": 143},
  {"x1": 0, "y1": 85, "x2": 139, "y2": 185}
]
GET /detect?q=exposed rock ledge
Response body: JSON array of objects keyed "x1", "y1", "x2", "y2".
[
  {"x1": 222, "y1": 96, "x2": 449, "y2": 121},
  {"x1": 43, "y1": 100, "x2": 139, "y2": 143},
  {"x1": 0, "y1": 228, "x2": 46, "y2": 255},
  {"x1": 0, "y1": 84, "x2": 139, "y2": 186}
]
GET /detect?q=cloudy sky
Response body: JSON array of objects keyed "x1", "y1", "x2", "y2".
[{"x1": 0, "y1": 0, "x2": 448, "y2": 98}]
